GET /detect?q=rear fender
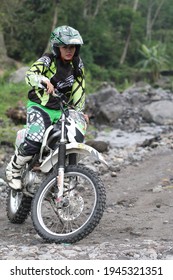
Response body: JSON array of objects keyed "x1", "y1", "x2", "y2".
[{"x1": 40, "y1": 142, "x2": 108, "y2": 173}]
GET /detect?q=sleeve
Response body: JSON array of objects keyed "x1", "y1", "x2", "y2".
[
  {"x1": 25, "y1": 55, "x2": 52, "y2": 88},
  {"x1": 70, "y1": 61, "x2": 85, "y2": 111}
]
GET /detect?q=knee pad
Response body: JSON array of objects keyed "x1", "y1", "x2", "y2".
[{"x1": 18, "y1": 138, "x2": 41, "y2": 156}]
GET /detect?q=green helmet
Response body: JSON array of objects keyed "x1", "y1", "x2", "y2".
[{"x1": 50, "y1": 25, "x2": 83, "y2": 57}]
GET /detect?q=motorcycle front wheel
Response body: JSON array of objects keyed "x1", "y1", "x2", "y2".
[{"x1": 31, "y1": 165, "x2": 106, "y2": 244}]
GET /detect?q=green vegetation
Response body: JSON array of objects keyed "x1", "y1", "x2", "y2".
[
  {"x1": 137, "y1": 44, "x2": 170, "y2": 82},
  {"x1": 0, "y1": 79, "x2": 28, "y2": 145},
  {"x1": 0, "y1": 81, "x2": 28, "y2": 120},
  {"x1": 0, "y1": 125, "x2": 19, "y2": 146}
]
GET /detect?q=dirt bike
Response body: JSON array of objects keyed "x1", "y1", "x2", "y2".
[{"x1": 6, "y1": 88, "x2": 107, "y2": 244}]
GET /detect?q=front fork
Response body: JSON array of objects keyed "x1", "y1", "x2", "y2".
[
  {"x1": 55, "y1": 113, "x2": 77, "y2": 201},
  {"x1": 56, "y1": 142, "x2": 66, "y2": 201},
  {"x1": 56, "y1": 112, "x2": 66, "y2": 201}
]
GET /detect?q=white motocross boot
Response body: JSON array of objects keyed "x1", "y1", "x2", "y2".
[{"x1": 6, "y1": 151, "x2": 32, "y2": 190}]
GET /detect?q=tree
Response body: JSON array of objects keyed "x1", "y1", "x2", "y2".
[
  {"x1": 1, "y1": 0, "x2": 54, "y2": 62},
  {"x1": 83, "y1": 0, "x2": 108, "y2": 19},
  {"x1": 0, "y1": 27, "x2": 7, "y2": 62},
  {"x1": 0, "y1": 28, "x2": 16, "y2": 71},
  {"x1": 146, "y1": 0, "x2": 165, "y2": 42},
  {"x1": 44, "y1": 0, "x2": 59, "y2": 53},
  {"x1": 0, "y1": 0, "x2": 19, "y2": 66},
  {"x1": 119, "y1": 0, "x2": 139, "y2": 65}
]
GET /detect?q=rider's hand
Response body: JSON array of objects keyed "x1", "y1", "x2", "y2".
[{"x1": 44, "y1": 80, "x2": 55, "y2": 94}]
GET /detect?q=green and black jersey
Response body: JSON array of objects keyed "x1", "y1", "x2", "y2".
[{"x1": 25, "y1": 53, "x2": 85, "y2": 111}]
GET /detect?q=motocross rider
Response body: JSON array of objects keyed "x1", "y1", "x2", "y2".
[{"x1": 6, "y1": 25, "x2": 88, "y2": 190}]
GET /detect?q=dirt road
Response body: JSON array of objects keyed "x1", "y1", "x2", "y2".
[{"x1": 1, "y1": 146, "x2": 173, "y2": 259}]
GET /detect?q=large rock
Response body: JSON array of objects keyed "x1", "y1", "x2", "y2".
[
  {"x1": 86, "y1": 86, "x2": 128, "y2": 125},
  {"x1": 9, "y1": 66, "x2": 29, "y2": 83},
  {"x1": 86, "y1": 83, "x2": 173, "y2": 130},
  {"x1": 142, "y1": 100, "x2": 173, "y2": 125}
]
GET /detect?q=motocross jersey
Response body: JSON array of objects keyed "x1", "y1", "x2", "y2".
[{"x1": 25, "y1": 53, "x2": 85, "y2": 111}]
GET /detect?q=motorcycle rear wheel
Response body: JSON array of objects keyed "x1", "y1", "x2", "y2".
[
  {"x1": 31, "y1": 165, "x2": 106, "y2": 244},
  {"x1": 6, "y1": 189, "x2": 32, "y2": 224}
]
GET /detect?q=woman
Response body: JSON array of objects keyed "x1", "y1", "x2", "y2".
[{"x1": 6, "y1": 25, "x2": 87, "y2": 190}]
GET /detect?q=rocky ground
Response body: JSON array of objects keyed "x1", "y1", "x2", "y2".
[
  {"x1": 1, "y1": 81, "x2": 173, "y2": 260},
  {"x1": 1, "y1": 128, "x2": 173, "y2": 260}
]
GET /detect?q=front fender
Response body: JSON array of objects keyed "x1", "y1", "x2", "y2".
[{"x1": 40, "y1": 142, "x2": 108, "y2": 173}]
